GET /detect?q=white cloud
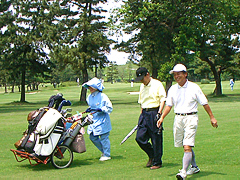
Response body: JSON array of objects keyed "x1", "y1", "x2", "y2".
[{"x1": 107, "y1": 49, "x2": 130, "y2": 65}]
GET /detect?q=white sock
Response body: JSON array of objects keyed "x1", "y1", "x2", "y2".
[
  {"x1": 191, "y1": 149, "x2": 197, "y2": 167},
  {"x1": 183, "y1": 152, "x2": 192, "y2": 171}
]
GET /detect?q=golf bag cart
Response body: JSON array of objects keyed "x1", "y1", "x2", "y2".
[{"x1": 10, "y1": 94, "x2": 93, "y2": 169}]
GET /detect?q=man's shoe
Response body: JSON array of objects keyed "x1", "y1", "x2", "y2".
[
  {"x1": 176, "y1": 169, "x2": 187, "y2": 180},
  {"x1": 99, "y1": 156, "x2": 111, "y2": 161},
  {"x1": 150, "y1": 165, "x2": 162, "y2": 170},
  {"x1": 146, "y1": 158, "x2": 153, "y2": 167},
  {"x1": 187, "y1": 165, "x2": 200, "y2": 175}
]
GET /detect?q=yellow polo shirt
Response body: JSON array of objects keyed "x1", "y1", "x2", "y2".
[{"x1": 138, "y1": 78, "x2": 166, "y2": 109}]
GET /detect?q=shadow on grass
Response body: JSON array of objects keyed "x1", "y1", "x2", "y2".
[
  {"x1": 17, "y1": 154, "x2": 125, "y2": 171},
  {"x1": 162, "y1": 162, "x2": 180, "y2": 168},
  {"x1": 187, "y1": 171, "x2": 227, "y2": 178},
  {"x1": 0, "y1": 100, "x2": 87, "y2": 114},
  {"x1": 206, "y1": 93, "x2": 240, "y2": 103},
  {"x1": 168, "y1": 170, "x2": 227, "y2": 178},
  {"x1": 0, "y1": 99, "x2": 137, "y2": 115},
  {"x1": 19, "y1": 163, "x2": 55, "y2": 171},
  {"x1": 70, "y1": 158, "x2": 94, "y2": 167},
  {"x1": 18, "y1": 158, "x2": 93, "y2": 171},
  {"x1": 0, "y1": 103, "x2": 45, "y2": 114}
]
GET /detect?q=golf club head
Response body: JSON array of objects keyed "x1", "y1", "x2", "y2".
[
  {"x1": 65, "y1": 113, "x2": 72, "y2": 118},
  {"x1": 66, "y1": 108, "x2": 72, "y2": 112},
  {"x1": 82, "y1": 114, "x2": 93, "y2": 126},
  {"x1": 61, "y1": 100, "x2": 72, "y2": 106},
  {"x1": 58, "y1": 100, "x2": 72, "y2": 112}
]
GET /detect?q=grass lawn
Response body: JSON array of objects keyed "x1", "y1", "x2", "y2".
[{"x1": 0, "y1": 81, "x2": 239, "y2": 179}]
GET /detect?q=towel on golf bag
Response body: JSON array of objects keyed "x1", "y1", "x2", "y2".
[
  {"x1": 34, "y1": 125, "x2": 64, "y2": 156},
  {"x1": 35, "y1": 108, "x2": 62, "y2": 135}
]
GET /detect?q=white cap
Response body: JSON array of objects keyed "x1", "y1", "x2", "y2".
[{"x1": 169, "y1": 64, "x2": 187, "y2": 74}]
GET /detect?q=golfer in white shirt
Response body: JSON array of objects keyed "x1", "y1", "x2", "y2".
[{"x1": 157, "y1": 64, "x2": 218, "y2": 180}]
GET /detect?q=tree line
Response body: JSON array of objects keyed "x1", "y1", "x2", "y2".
[
  {"x1": 112, "y1": 0, "x2": 240, "y2": 93},
  {"x1": 1, "y1": 0, "x2": 240, "y2": 102}
]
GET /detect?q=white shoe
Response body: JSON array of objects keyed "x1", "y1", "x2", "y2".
[
  {"x1": 187, "y1": 165, "x2": 200, "y2": 175},
  {"x1": 176, "y1": 169, "x2": 187, "y2": 180},
  {"x1": 99, "y1": 156, "x2": 111, "y2": 161}
]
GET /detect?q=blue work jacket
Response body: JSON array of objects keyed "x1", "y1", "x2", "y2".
[{"x1": 87, "y1": 91, "x2": 112, "y2": 136}]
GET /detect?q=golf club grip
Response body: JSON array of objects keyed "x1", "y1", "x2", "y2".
[{"x1": 157, "y1": 124, "x2": 163, "y2": 134}]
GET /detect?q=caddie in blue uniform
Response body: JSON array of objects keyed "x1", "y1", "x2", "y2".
[
  {"x1": 135, "y1": 67, "x2": 166, "y2": 170},
  {"x1": 82, "y1": 78, "x2": 113, "y2": 161},
  {"x1": 157, "y1": 64, "x2": 218, "y2": 179}
]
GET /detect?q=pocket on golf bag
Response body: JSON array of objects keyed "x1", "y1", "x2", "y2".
[
  {"x1": 70, "y1": 133, "x2": 86, "y2": 153},
  {"x1": 14, "y1": 133, "x2": 28, "y2": 149},
  {"x1": 34, "y1": 132, "x2": 61, "y2": 156},
  {"x1": 25, "y1": 140, "x2": 36, "y2": 153},
  {"x1": 24, "y1": 133, "x2": 36, "y2": 153}
]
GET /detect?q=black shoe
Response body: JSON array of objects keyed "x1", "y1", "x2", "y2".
[
  {"x1": 146, "y1": 158, "x2": 153, "y2": 167},
  {"x1": 150, "y1": 165, "x2": 162, "y2": 170}
]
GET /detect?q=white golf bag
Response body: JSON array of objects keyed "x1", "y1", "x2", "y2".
[{"x1": 33, "y1": 108, "x2": 64, "y2": 156}]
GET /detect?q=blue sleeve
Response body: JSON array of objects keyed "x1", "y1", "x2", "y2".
[{"x1": 101, "y1": 93, "x2": 113, "y2": 114}]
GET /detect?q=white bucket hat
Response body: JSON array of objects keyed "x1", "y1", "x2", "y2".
[{"x1": 82, "y1": 77, "x2": 104, "y2": 92}]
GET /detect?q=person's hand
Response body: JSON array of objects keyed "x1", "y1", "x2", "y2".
[
  {"x1": 157, "y1": 118, "x2": 163, "y2": 128},
  {"x1": 154, "y1": 113, "x2": 161, "y2": 122},
  {"x1": 95, "y1": 108, "x2": 102, "y2": 112},
  {"x1": 156, "y1": 116, "x2": 164, "y2": 134},
  {"x1": 85, "y1": 108, "x2": 92, "y2": 113},
  {"x1": 211, "y1": 118, "x2": 218, "y2": 128}
]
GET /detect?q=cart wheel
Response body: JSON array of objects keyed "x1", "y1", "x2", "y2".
[{"x1": 51, "y1": 145, "x2": 73, "y2": 169}]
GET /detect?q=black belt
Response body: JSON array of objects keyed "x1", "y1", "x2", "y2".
[
  {"x1": 175, "y1": 112, "x2": 197, "y2": 116},
  {"x1": 143, "y1": 107, "x2": 159, "y2": 112}
]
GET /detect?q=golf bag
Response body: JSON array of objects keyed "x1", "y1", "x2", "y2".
[
  {"x1": 17, "y1": 107, "x2": 64, "y2": 156},
  {"x1": 33, "y1": 108, "x2": 64, "y2": 156},
  {"x1": 48, "y1": 93, "x2": 65, "y2": 110}
]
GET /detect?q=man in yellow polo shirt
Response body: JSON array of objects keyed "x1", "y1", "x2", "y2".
[{"x1": 135, "y1": 67, "x2": 166, "y2": 169}]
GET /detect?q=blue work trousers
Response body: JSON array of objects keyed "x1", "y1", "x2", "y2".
[{"x1": 90, "y1": 132, "x2": 110, "y2": 157}]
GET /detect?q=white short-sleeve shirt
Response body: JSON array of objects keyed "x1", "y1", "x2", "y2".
[{"x1": 166, "y1": 80, "x2": 208, "y2": 113}]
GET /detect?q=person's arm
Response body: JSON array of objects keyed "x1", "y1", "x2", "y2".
[
  {"x1": 100, "y1": 94, "x2": 113, "y2": 114},
  {"x1": 158, "y1": 100, "x2": 165, "y2": 114},
  {"x1": 157, "y1": 105, "x2": 172, "y2": 127},
  {"x1": 203, "y1": 104, "x2": 218, "y2": 128}
]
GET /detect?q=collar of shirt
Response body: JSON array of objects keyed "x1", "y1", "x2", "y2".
[
  {"x1": 90, "y1": 91, "x2": 99, "y2": 97},
  {"x1": 178, "y1": 79, "x2": 188, "y2": 89},
  {"x1": 144, "y1": 77, "x2": 152, "y2": 87}
]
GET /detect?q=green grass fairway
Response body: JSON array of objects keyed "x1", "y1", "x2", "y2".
[{"x1": 0, "y1": 81, "x2": 239, "y2": 179}]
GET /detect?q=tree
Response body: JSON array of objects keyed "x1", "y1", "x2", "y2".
[
  {"x1": 0, "y1": 0, "x2": 55, "y2": 101},
  {"x1": 112, "y1": 0, "x2": 191, "y2": 90},
  {"x1": 51, "y1": 0, "x2": 113, "y2": 102},
  {"x1": 0, "y1": 0, "x2": 15, "y2": 93},
  {"x1": 113, "y1": 0, "x2": 240, "y2": 95},
  {"x1": 174, "y1": 0, "x2": 240, "y2": 95},
  {"x1": 106, "y1": 61, "x2": 118, "y2": 84}
]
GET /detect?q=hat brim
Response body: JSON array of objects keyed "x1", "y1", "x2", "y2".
[
  {"x1": 82, "y1": 84, "x2": 89, "y2": 89},
  {"x1": 169, "y1": 70, "x2": 186, "y2": 74},
  {"x1": 135, "y1": 75, "x2": 145, "y2": 82},
  {"x1": 169, "y1": 70, "x2": 174, "y2": 74}
]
